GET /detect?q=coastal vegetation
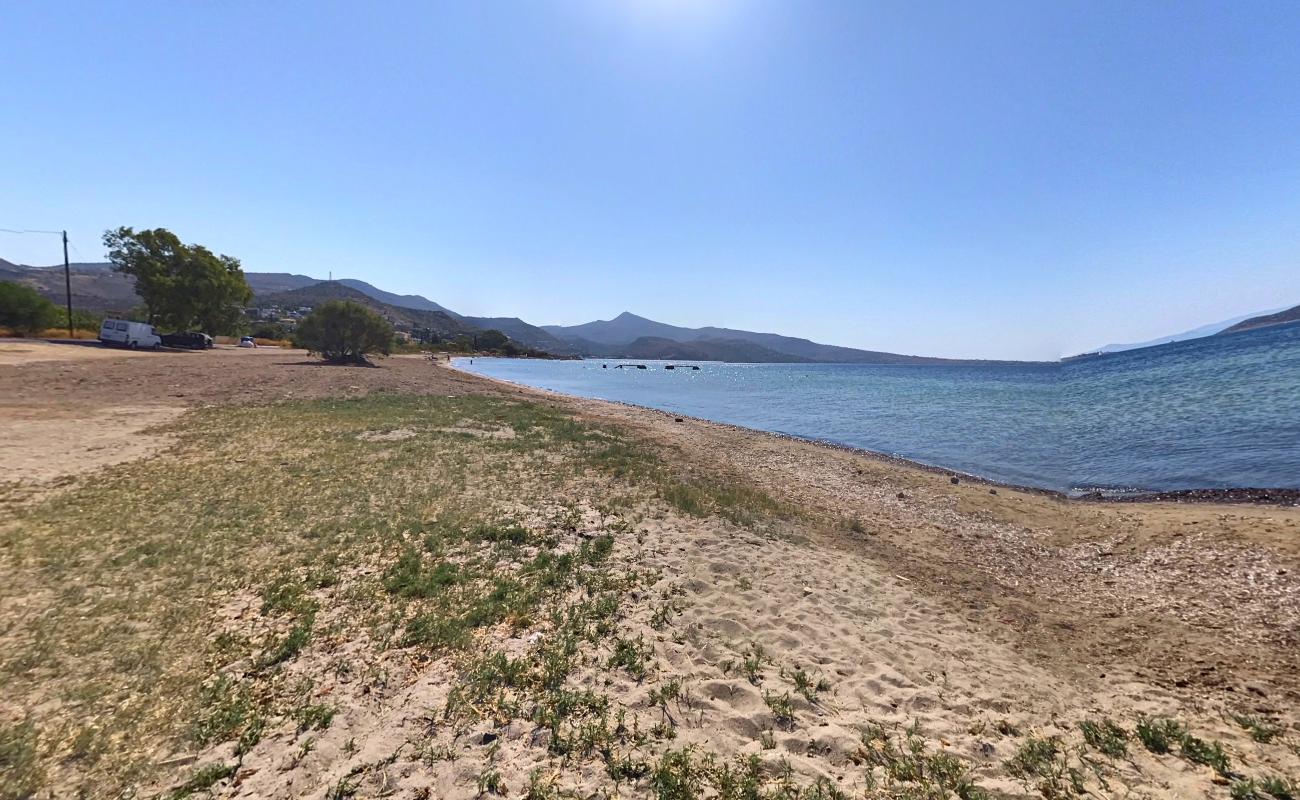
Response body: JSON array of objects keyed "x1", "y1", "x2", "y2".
[
  {"x1": 0, "y1": 280, "x2": 59, "y2": 336},
  {"x1": 2, "y1": 382, "x2": 1296, "y2": 799},
  {"x1": 293, "y1": 299, "x2": 395, "y2": 364}
]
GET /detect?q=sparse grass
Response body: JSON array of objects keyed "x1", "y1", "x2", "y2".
[
  {"x1": 609, "y1": 635, "x2": 653, "y2": 681},
  {"x1": 478, "y1": 768, "x2": 506, "y2": 796},
  {"x1": 1260, "y1": 775, "x2": 1298, "y2": 799},
  {"x1": 648, "y1": 748, "x2": 862, "y2": 800},
  {"x1": 1134, "y1": 717, "x2": 1233, "y2": 776},
  {"x1": 786, "y1": 666, "x2": 831, "y2": 703},
  {"x1": 1005, "y1": 736, "x2": 1084, "y2": 798},
  {"x1": 763, "y1": 690, "x2": 796, "y2": 729},
  {"x1": 383, "y1": 549, "x2": 462, "y2": 598},
  {"x1": 167, "y1": 762, "x2": 236, "y2": 799},
  {"x1": 1233, "y1": 713, "x2": 1282, "y2": 744},
  {"x1": 260, "y1": 572, "x2": 316, "y2": 615},
  {"x1": 1231, "y1": 778, "x2": 1297, "y2": 800},
  {"x1": 294, "y1": 703, "x2": 337, "y2": 733},
  {"x1": 650, "y1": 677, "x2": 684, "y2": 708},
  {"x1": 856, "y1": 723, "x2": 987, "y2": 799},
  {"x1": 4, "y1": 393, "x2": 785, "y2": 796},
  {"x1": 260, "y1": 613, "x2": 315, "y2": 667},
  {"x1": 1078, "y1": 718, "x2": 1128, "y2": 758},
  {"x1": 736, "y1": 642, "x2": 766, "y2": 685},
  {"x1": 194, "y1": 674, "x2": 262, "y2": 749},
  {"x1": 1178, "y1": 731, "x2": 1232, "y2": 776},
  {"x1": 4, "y1": 390, "x2": 1283, "y2": 800},
  {"x1": 650, "y1": 600, "x2": 681, "y2": 630},
  {"x1": 0, "y1": 719, "x2": 44, "y2": 800},
  {"x1": 1136, "y1": 717, "x2": 1185, "y2": 755}
]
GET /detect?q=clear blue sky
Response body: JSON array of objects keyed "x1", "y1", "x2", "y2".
[{"x1": 3, "y1": 1, "x2": 1298, "y2": 359}]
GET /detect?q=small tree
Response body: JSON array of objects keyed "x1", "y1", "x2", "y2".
[
  {"x1": 0, "y1": 281, "x2": 60, "y2": 336},
  {"x1": 295, "y1": 300, "x2": 394, "y2": 364}
]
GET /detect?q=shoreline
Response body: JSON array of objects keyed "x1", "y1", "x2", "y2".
[
  {"x1": 449, "y1": 359, "x2": 1300, "y2": 507},
  {"x1": 5, "y1": 341, "x2": 1299, "y2": 798}
]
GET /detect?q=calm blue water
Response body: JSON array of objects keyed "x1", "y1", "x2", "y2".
[{"x1": 455, "y1": 323, "x2": 1300, "y2": 494}]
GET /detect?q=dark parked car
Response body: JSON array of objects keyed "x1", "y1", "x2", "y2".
[{"x1": 160, "y1": 331, "x2": 213, "y2": 350}]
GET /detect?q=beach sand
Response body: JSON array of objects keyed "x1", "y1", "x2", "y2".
[{"x1": 2, "y1": 340, "x2": 1296, "y2": 799}]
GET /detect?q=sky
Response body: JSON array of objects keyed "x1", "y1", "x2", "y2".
[{"x1": 3, "y1": 0, "x2": 1299, "y2": 360}]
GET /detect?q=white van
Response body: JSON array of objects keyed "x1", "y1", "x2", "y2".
[{"x1": 99, "y1": 318, "x2": 162, "y2": 349}]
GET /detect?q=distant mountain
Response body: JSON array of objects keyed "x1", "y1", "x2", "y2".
[
  {"x1": 1218, "y1": 304, "x2": 1300, "y2": 336},
  {"x1": 3, "y1": 258, "x2": 1040, "y2": 362},
  {"x1": 1, "y1": 259, "x2": 139, "y2": 311},
  {"x1": 335, "y1": 279, "x2": 455, "y2": 315},
  {"x1": 613, "y1": 336, "x2": 813, "y2": 363},
  {"x1": 1083, "y1": 307, "x2": 1289, "y2": 356},
  {"x1": 543, "y1": 311, "x2": 1007, "y2": 364},
  {"x1": 541, "y1": 312, "x2": 694, "y2": 346}
]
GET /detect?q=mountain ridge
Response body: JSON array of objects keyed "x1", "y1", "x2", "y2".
[
  {"x1": 1085, "y1": 307, "x2": 1287, "y2": 355},
  {"x1": 6, "y1": 259, "x2": 1042, "y2": 362},
  {"x1": 542, "y1": 311, "x2": 1022, "y2": 365},
  {"x1": 1218, "y1": 304, "x2": 1300, "y2": 336}
]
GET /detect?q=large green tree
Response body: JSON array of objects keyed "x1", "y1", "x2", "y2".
[{"x1": 103, "y1": 227, "x2": 252, "y2": 334}]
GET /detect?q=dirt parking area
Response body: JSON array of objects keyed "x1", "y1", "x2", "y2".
[{"x1": 0, "y1": 340, "x2": 505, "y2": 504}]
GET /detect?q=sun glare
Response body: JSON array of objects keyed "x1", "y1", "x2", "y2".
[{"x1": 619, "y1": 0, "x2": 738, "y2": 31}]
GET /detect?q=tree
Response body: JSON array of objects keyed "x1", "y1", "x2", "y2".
[
  {"x1": 0, "y1": 281, "x2": 60, "y2": 336},
  {"x1": 103, "y1": 227, "x2": 252, "y2": 334},
  {"x1": 473, "y1": 329, "x2": 510, "y2": 351},
  {"x1": 294, "y1": 300, "x2": 394, "y2": 364}
]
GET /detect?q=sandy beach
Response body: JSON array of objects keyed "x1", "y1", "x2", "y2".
[{"x1": 2, "y1": 340, "x2": 1297, "y2": 799}]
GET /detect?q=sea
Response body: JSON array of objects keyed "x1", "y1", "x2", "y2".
[{"x1": 454, "y1": 323, "x2": 1300, "y2": 495}]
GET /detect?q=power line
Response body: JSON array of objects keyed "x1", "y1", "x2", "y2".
[{"x1": 0, "y1": 226, "x2": 78, "y2": 338}]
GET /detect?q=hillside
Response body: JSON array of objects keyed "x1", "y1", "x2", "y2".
[
  {"x1": 1082, "y1": 306, "x2": 1287, "y2": 355},
  {"x1": 541, "y1": 312, "x2": 693, "y2": 345},
  {"x1": 0, "y1": 259, "x2": 139, "y2": 312},
  {"x1": 7, "y1": 260, "x2": 1029, "y2": 363},
  {"x1": 544, "y1": 311, "x2": 1013, "y2": 364},
  {"x1": 257, "y1": 282, "x2": 474, "y2": 339},
  {"x1": 457, "y1": 316, "x2": 576, "y2": 354},
  {"x1": 336, "y1": 278, "x2": 455, "y2": 315},
  {"x1": 1218, "y1": 303, "x2": 1300, "y2": 335},
  {"x1": 245, "y1": 272, "x2": 319, "y2": 295},
  {"x1": 615, "y1": 336, "x2": 813, "y2": 363}
]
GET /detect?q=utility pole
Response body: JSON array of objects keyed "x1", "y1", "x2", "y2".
[{"x1": 63, "y1": 230, "x2": 73, "y2": 338}]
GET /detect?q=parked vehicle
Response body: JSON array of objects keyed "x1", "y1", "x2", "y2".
[
  {"x1": 98, "y1": 318, "x2": 161, "y2": 349},
  {"x1": 238, "y1": 335, "x2": 258, "y2": 348},
  {"x1": 160, "y1": 331, "x2": 213, "y2": 350}
]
